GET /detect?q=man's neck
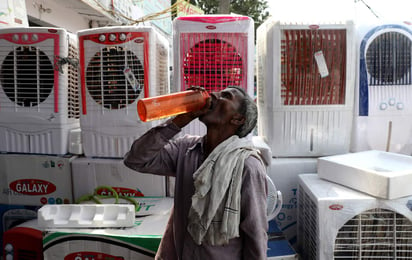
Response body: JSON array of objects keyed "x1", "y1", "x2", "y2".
[{"x1": 204, "y1": 129, "x2": 236, "y2": 157}]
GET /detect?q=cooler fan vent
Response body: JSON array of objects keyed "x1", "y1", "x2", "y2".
[
  {"x1": 366, "y1": 32, "x2": 412, "y2": 85},
  {"x1": 0, "y1": 46, "x2": 54, "y2": 107},
  {"x1": 85, "y1": 46, "x2": 144, "y2": 110},
  {"x1": 334, "y1": 208, "x2": 412, "y2": 259},
  {"x1": 181, "y1": 36, "x2": 245, "y2": 92},
  {"x1": 298, "y1": 184, "x2": 318, "y2": 259},
  {"x1": 281, "y1": 29, "x2": 347, "y2": 105}
]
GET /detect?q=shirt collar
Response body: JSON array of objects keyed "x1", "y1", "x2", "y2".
[{"x1": 187, "y1": 135, "x2": 205, "y2": 152}]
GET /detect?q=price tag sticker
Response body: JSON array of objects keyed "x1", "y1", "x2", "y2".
[
  {"x1": 123, "y1": 67, "x2": 141, "y2": 93},
  {"x1": 314, "y1": 51, "x2": 329, "y2": 78}
]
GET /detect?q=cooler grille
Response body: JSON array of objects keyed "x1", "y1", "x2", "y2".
[
  {"x1": 0, "y1": 46, "x2": 54, "y2": 107},
  {"x1": 334, "y1": 208, "x2": 412, "y2": 259},
  {"x1": 298, "y1": 184, "x2": 318, "y2": 259},
  {"x1": 85, "y1": 46, "x2": 144, "y2": 110},
  {"x1": 366, "y1": 32, "x2": 412, "y2": 85},
  {"x1": 156, "y1": 41, "x2": 169, "y2": 96},
  {"x1": 281, "y1": 29, "x2": 347, "y2": 105},
  {"x1": 68, "y1": 40, "x2": 80, "y2": 119},
  {"x1": 180, "y1": 33, "x2": 247, "y2": 93}
]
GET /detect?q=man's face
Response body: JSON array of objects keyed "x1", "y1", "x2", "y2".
[{"x1": 200, "y1": 87, "x2": 244, "y2": 127}]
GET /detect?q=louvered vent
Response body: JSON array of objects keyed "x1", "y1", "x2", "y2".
[
  {"x1": 181, "y1": 35, "x2": 246, "y2": 93},
  {"x1": 366, "y1": 32, "x2": 412, "y2": 85},
  {"x1": 85, "y1": 46, "x2": 144, "y2": 110},
  {"x1": 17, "y1": 249, "x2": 39, "y2": 260},
  {"x1": 68, "y1": 40, "x2": 80, "y2": 119},
  {"x1": 156, "y1": 42, "x2": 169, "y2": 96},
  {"x1": 298, "y1": 184, "x2": 318, "y2": 260},
  {"x1": 281, "y1": 29, "x2": 347, "y2": 105},
  {"x1": 0, "y1": 46, "x2": 54, "y2": 107},
  {"x1": 334, "y1": 208, "x2": 412, "y2": 259}
]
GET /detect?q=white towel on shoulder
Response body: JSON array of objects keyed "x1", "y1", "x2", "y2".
[{"x1": 187, "y1": 135, "x2": 262, "y2": 246}]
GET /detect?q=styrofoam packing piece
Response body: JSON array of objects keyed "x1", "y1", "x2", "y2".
[
  {"x1": 318, "y1": 150, "x2": 412, "y2": 199},
  {"x1": 37, "y1": 204, "x2": 135, "y2": 228}
]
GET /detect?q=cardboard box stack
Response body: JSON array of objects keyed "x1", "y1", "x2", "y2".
[{"x1": 0, "y1": 154, "x2": 76, "y2": 257}]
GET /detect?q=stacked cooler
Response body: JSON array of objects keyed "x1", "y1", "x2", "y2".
[
  {"x1": 77, "y1": 25, "x2": 170, "y2": 158},
  {"x1": 0, "y1": 25, "x2": 172, "y2": 259},
  {"x1": 256, "y1": 16, "x2": 356, "y2": 251},
  {"x1": 0, "y1": 27, "x2": 81, "y2": 155},
  {"x1": 298, "y1": 168, "x2": 412, "y2": 260},
  {"x1": 0, "y1": 27, "x2": 81, "y2": 259},
  {"x1": 46, "y1": 25, "x2": 173, "y2": 259},
  {"x1": 294, "y1": 22, "x2": 412, "y2": 260},
  {"x1": 74, "y1": 24, "x2": 171, "y2": 205}
]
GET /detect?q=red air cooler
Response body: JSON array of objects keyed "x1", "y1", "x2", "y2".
[
  {"x1": 3, "y1": 219, "x2": 43, "y2": 260},
  {"x1": 173, "y1": 15, "x2": 255, "y2": 136}
]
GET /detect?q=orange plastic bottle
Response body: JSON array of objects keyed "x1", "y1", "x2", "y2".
[{"x1": 137, "y1": 90, "x2": 210, "y2": 122}]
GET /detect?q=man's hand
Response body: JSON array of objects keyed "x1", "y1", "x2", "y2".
[{"x1": 172, "y1": 88, "x2": 211, "y2": 128}]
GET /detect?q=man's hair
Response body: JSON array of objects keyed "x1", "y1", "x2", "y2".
[{"x1": 227, "y1": 86, "x2": 257, "y2": 138}]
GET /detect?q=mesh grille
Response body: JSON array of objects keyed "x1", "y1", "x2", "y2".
[
  {"x1": 366, "y1": 32, "x2": 412, "y2": 85},
  {"x1": 0, "y1": 46, "x2": 54, "y2": 107},
  {"x1": 280, "y1": 29, "x2": 347, "y2": 105},
  {"x1": 180, "y1": 33, "x2": 248, "y2": 93},
  {"x1": 334, "y1": 208, "x2": 412, "y2": 259},
  {"x1": 298, "y1": 184, "x2": 318, "y2": 260},
  {"x1": 68, "y1": 40, "x2": 80, "y2": 119},
  {"x1": 156, "y1": 41, "x2": 169, "y2": 96},
  {"x1": 85, "y1": 46, "x2": 144, "y2": 110}
]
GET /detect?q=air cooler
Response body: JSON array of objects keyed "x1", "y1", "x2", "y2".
[
  {"x1": 351, "y1": 21, "x2": 412, "y2": 155},
  {"x1": 3, "y1": 219, "x2": 43, "y2": 260},
  {"x1": 297, "y1": 174, "x2": 412, "y2": 260},
  {"x1": 78, "y1": 26, "x2": 169, "y2": 158},
  {"x1": 257, "y1": 19, "x2": 356, "y2": 157},
  {"x1": 0, "y1": 27, "x2": 80, "y2": 155},
  {"x1": 173, "y1": 15, "x2": 255, "y2": 136}
]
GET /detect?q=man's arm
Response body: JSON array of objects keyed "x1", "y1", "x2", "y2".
[
  {"x1": 240, "y1": 156, "x2": 268, "y2": 260},
  {"x1": 124, "y1": 91, "x2": 210, "y2": 175},
  {"x1": 123, "y1": 120, "x2": 182, "y2": 176}
]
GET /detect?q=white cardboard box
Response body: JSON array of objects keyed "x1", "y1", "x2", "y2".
[
  {"x1": 318, "y1": 150, "x2": 412, "y2": 199},
  {"x1": 0, "y1": 154, "x2": 76, "y2": 205},
  {"x1": 71, "y1": 157, "x2": 167, "y2": 201},
  {"x1": 267, "y1": 157, "x2": 317, "y2": 248}
]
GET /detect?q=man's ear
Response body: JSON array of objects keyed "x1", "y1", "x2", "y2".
[{"x1": 231, "y1": 114, "x2": 245, "y2": 126}]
